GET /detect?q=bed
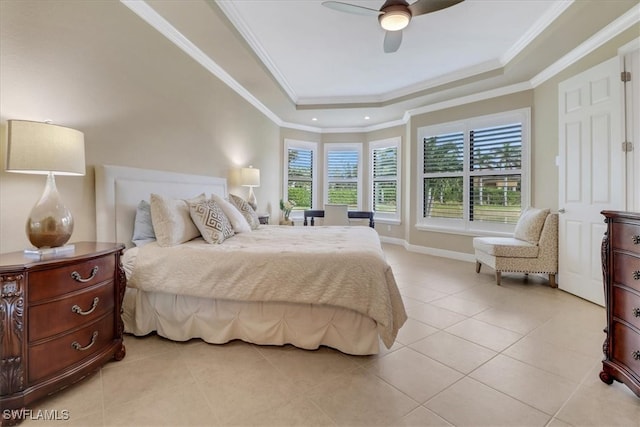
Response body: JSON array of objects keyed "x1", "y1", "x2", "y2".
[{"x1": 95, "y1": 164, "x2": 406, "y2": 355}]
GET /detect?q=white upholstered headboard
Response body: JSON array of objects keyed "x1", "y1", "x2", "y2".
[{"x1": 95, "y1": 165, "x2": 227, "y2": 247}]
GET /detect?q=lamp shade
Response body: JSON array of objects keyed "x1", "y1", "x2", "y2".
[
  {"x1": 6, "y1": 120, "x2": 85, "y2": 176},
  {"x1": 240, "y1": 166, "x2": 260, "y2": 187}
]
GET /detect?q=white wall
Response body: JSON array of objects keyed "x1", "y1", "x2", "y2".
[
  {"x1": 1, "y1": 1, "x2": 637, "y2": 256},
  {"x1": 0, "y1": 0, "x2": 280, "y2": 253}
]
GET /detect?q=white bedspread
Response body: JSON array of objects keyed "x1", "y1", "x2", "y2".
[{"x1": 128, "y1": 226, "x2": 406, "y2": 347}]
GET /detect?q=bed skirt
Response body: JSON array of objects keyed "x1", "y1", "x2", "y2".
[{"x1": 122, "y1": 288, "x2": 381, "y2": 355}]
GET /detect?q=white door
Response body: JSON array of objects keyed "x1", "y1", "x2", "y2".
[
  {"x1": 624, "y1": 48, "x2": 639, "y2": 212},
  {"x1": 558, "y1": 56, "x2": 625, "y2": 306}
]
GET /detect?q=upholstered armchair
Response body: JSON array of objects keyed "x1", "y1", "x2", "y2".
[
  {"x1": 473, "y1": 208, "x2": 558, "y2": 287},
  {"x1": 323, "y1": 204, "x2": 350, "y2": 226}
]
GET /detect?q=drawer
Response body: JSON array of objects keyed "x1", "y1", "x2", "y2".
[
  {"x1": 612, "y1": 222, "x2": 640, "y2": 255},
  {"x1": 29, "y1": 255, "x2": 116, "y2": 302},
  {"x1": 611, "y1": 321, "x2": 640, "y2": 378},
  {"x1": 612, "y1": 285, "x2": 640, "y2": 331},
  {"x1": 613, "y1": 252, "x2": 640, "y2": 293},
  {"x1": 28, "y1": 312, "x2": 115, "y2": 384},
  {"x1": 28, "y1": 281, "x2": 115, "y2": 342}
]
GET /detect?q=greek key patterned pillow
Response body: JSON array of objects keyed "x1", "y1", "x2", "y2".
[
  {"x1": 189, "y1": 199, "x2": 234, "y2": 244},
  {"x1": 228, "y1": 194, "x2": 260, "y2": 230}
]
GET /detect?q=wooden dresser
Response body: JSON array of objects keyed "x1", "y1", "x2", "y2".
[
  {"x1": 600, "y1": 211, "x2": 640, "y2": 398},
  {"x1": 0, "y1": 242, "x2": 126, "y2": 425}
]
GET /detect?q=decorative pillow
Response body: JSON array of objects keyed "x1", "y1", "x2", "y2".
[
  {"x1": 211, "y1": 194, "x2": 252, "y2": 233},
  {"x1": 228, "y1": 194, "x2": 260, "y2": 230},
  {"x1": 150, "y1": 193, "x2": 206, "y2": 247},
  {"x1": 132, "y1": 200, "x2": 156, "y2": 247},
  {"x1": 514, "y1": 207, "x2": 550, "y2": 244},
  {"x1": 189, "y1": 199, "x2": 234, "y2": 244}
]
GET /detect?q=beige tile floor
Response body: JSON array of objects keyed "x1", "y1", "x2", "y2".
[{"x1": 22, "y1": 244, "x2": 639, "y2": 426}]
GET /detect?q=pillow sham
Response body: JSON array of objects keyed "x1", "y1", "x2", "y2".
[
  {"x1": 211, "y1": 193, "x2": 252, "y2": 233},
  {"x1": 514, "y1": 207, "x2": 550, "y2": 244},
  {"x1": 150, "y1": 193, "x2": 206, "y2": 247},
  {"x1": 228, "y1": 194, "x2": 260, "y2": 230},
  {"x1": 189, "y1": 199, "x2": 234, "y2": 244},
  {"x1": 132, "y1": 200, "x2": 156, "y2": 247}
]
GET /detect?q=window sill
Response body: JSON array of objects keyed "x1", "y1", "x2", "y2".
[{"x1": 374, "y1": 218, "x2": 401, "y2": 225}]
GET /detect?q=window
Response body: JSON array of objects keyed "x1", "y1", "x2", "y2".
[
  {"x1": 370, "y1": 137, "x2": 401, "y2": 223},
  {"x1": 284, "y1": 139, "x2": 317, "y2": 217},
  {"x1": 324, "y1": 143, "x2": 362, "y2": 209},
  {"x1": 417, "y1": 109, "x2": 529, "y2": 234}
]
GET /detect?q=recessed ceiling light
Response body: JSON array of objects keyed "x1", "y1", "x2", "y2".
[
  {"x1": 364, "y1": 116, "x2": 370, "y2": 120},
  {"x1": 312, "y1": 117, "x2": 318, "y2": 121}
]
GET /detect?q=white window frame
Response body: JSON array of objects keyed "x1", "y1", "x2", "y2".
[
  {"x1": 416, "y1": 108, "x2": 531, "y2": 236},
  {"x1": 370, "y1": 137, "x2": 401, "y2": 224},
  {"x1": 283, "y1": 139, "x2": 318, "y2": 220},
  {"x1": 324, "y1": 142, "x2": 363, "y2": 210}
]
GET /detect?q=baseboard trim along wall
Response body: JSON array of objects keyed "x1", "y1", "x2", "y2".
[{"x1": 379, "y1": 236, "x2": 476, "y2": 263}]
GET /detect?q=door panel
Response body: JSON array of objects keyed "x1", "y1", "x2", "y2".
[{"x1": 558, "y1": 56, "x2": 624, "y2": 306}]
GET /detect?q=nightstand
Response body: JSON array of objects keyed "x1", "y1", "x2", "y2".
[
  {"x1": 0, "y1": 242, "x2": 126, "y2": 425},
  {"x1": 258, "y1": 213, "x2": 270, "y2": 225}
]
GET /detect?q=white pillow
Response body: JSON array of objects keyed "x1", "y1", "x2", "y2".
[
  {"x1": 150, "y1": 193, "x2": 205, "y2": 247},
  {"x1": 514, "y1": 207, "x2": 550, "y2": 244},
  {"x1": 189, "y1": 199, "x2": 234, "y2": 244},
  {"x1": 211, "y1": 194, "x2": 252, "y2": 233}
]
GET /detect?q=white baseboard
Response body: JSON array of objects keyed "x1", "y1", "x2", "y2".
[
  {"x1": 379, "y1": 236, "x2": 405, "y2": 246},
  {"x1": 379, "y1": 236, "x2": 475, "y2": 263}
]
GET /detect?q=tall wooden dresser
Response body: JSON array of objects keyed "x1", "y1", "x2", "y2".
[
  {"x1": 600, "y1": 211, "x2": 640, "y2": 398},
  {"x1": 0, "y1": 242, "x2": 126, "y2": 425}
]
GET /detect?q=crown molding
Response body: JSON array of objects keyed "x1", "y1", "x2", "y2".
[
  {"x1": 500, "y1": 0, "x2": 574, "y2": 66},
  {"x1": 122, "y1": 0, "x2": 638, "y2": 134},
  {"x1": 530, "y1": 3, "x2": 640, "y2": 88},
  {"x1": 214, "y1": 0, "x2": 299, "y2": 103},
  {"x1": 120, "y1": 0, "x2": 283, "y2": 126},
  {"x1": 296, "y1": 59, "x2": 503, "y2": 106},
  {"x1": 291, "y1": 81, "x2": 533, "y2": 134}
]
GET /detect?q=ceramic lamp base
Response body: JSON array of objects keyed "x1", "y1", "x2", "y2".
[
  {"x1": 26, "y1": 172, "x2": 74, "y2": 248},
  {"x1": 247, "y1": 186, "x2": 258, "y2": 211}
]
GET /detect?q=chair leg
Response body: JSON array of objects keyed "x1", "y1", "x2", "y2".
[
  {"x1": 549, "y1": 274, "x2": 557, "y2": 288},
  {"x1": 496, "y1": 271, "x2": 501, "y2": 286},
  {"x1": 475, "y1": 261, "x2": 482, "y2": 273}
]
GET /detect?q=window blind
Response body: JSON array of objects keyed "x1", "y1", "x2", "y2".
[
  {"x1": 423, "y1": 132, "x2": 464, "y2": 173},
  {"x1": 372, "y1": 146, "x2": 398, "y2": 214},
  {"x1": 420, "y1": 117, "x2": 525, "y2": 226},
  {"x1": 423, "y1": 132, "x2": 464, "y2": 219},
  {"x1": 287, "y1": 147, "x2": 313, "y2": 210},
  {"x1": 327, "y1": 149, "x2": 359, "y2": 208},
  {"x1": 470, "y1": 123, "x2": 522, "y2": 171},
  {"x1": 469, "y1": 123, "x2": 522, "y2": 224}
]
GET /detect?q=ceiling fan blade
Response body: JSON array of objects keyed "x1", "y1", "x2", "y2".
[
  {"x1": 408, "y1": 0, "x2": 464, "y2": 17},
  {"x1": 383, "y1": 30, "x2": 402, "y2": 53},
  {"x1": 321, "y1": 1, "x2": 381, "y2": 16}
]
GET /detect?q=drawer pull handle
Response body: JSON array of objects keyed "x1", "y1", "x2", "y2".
[
  {"x1": 633, "y1": 351, "x2": 640, "y2": 361},
  {"x1": 71, "y1": 266, "x2": 99, "y2": 283},
  {"x1": 633, "y1": 235, "x2": 640, "y2": 245},
  {"x1": 634, "y1": 308, "x2": 640, "y2": 318},
  {"x1": 71, "y1": 297, "x2": 99, "y2": 316},
  {"x1": 634, "y1": 271, "x2": 640, "y2": 281},
  {"x1": 71, "y1": 331, "x2": 98, "y2": 352}
]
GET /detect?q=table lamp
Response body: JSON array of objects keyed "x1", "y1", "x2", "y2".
[
  {"x1": 6, "y1": 120, "x2": 85, "y2": 251},
  {"x1": 240, "y1": 166, "x2": 260, "y2": 210}
]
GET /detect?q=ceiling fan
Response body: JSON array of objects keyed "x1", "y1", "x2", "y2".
[{"x1": 322, "y1": 0, "x2": 464, "y2": 53}]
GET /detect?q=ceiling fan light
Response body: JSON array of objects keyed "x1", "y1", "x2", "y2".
[{"x1": 379, "y1": 7, "x2": 411, "y2": 31}]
